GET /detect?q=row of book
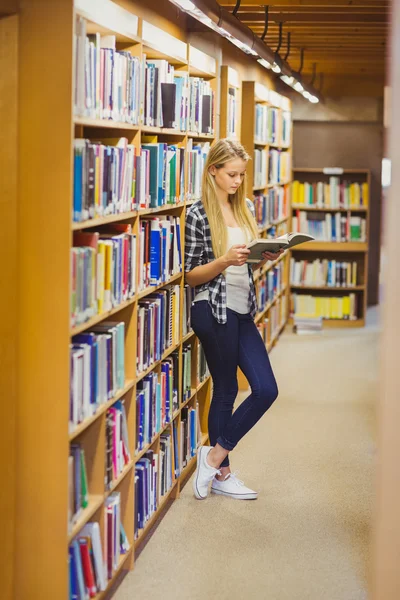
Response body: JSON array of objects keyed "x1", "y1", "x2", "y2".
[
  {"x1": 255, "y1": 262, "x2": 284, "y2": 313},
  {"x1": 292, "y1": 178, "x2": 369, "y2": 209},
  {"x1": 187, "y1": 140, "x2": 211, "y2": 201},
  {"x1": 290, "y1": 259, "x2": 359, "y2": 288},
  {"x1": 253, "y1": 186, "x2": 289, "y2": 230},
  {"x1": 137, "y1": 285, "x2": 181, "y2": 374},
  {"x1": 292, "y1": 211, "x2": 367, "y2": 242},
  {"x1": 254, "y1": 149, "x2": 268, "y2": 189},
  {"x1": 136, "y1": 353, "x2": 179, "y2": 453},
  {"x1": 255, "y1": 105, "x2": 280, "y2": 145},
  {"x1": 183, "y1": 284, "x2": 196, "y2": 337},
  {"x1": 138, "y1": 216, "x2": 182, "y2": 290},
  {"x1": 74, "y1": 19, "x2": 215, "y2": 134},
  {"x1": 73, "y1": 138, "x2": 186, "y2": 222},
  {"x1": 291, "y1": 293, "x2": 359, "y2": 320},
  {"x1": 197, "y1": 342, "x2": 209, "y2": 386},
  {"x1": 269, "y1": 149, "x2": 291, "y2": 185},
  {"x1": 69, "y1": 444, "x2": 89, "y2": 528},
  {"x1": 69, "y1": 495, "x2": 130, "y2": 599},
  {"x1": 70, "y1": 321, "x2": 125, "y2": 432},
  {"x1": 71, "y1": 226, "x2": 136, "y2": 326}
]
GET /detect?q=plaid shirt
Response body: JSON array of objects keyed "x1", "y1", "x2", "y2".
[{"x1": 184, "y1": 198, "x2": 258, "y2": 324}]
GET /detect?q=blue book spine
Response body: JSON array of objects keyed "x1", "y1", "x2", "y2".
[
  {"x1": 150, "y1": 222, "x2": 161, "y2": 285},
  {"x1": 190, "y1": 410, "x2": 196, "y2": 457},
  {"x1": 73, "y1": 150, "x2": 83, "y2": 222},
  {"x1": 156, "y1": 382, "x2": 161, "y2": 432},
  {"x1": 69, "y1": 546, "x2": 79, "y2": 600},
  {"x1": 175, "y1": 219, "x2": 182, "y2": 270},
  {"x1": 71, "y1": 540, "x2": 87, "y2": 600}
]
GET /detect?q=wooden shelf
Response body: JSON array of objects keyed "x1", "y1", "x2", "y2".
[
  {"x1": 288, "y1": 317, "x2": 365, "y2": 328},
  {"x1": 254, "y1": 285, "x2": 287, "y2": 324},
  {"x1": 182, "y1": 330, "x2": 195, "y2": 344},
  {"x1": 72, "y1": 210, "x2": 138, "y2": 231},
  {"x1": 137, "y1": 203, "x2": 185, "y2": 215},
  {"x1": 294, "y1": 241, "x2": 368, "y2": 252},
  {"x1": 136, "y1": 340, "x2": 181, "y2": 384},
  {"x1": 137, "y1": 272, "x2": 182, "y2": 300},
  {"x1": 69, "y1": 380, "x2": 135, "y2": 441},
  {"x1": 106, "y1": 461, "x2": 135, "y2": 495},
  {"x1": 134, "y1": 419, "x2": 174, "y2": 463},
  {"x1": 290, "y1": 285, "x2": 365, "y2": 292},
  {"x1": 292, "y1": 205, "x2": 368, "y2": 213},
  {"x1": 134, "y1": 479, "x2": 179, "y2": 546},
  {"x1": 141, "y1": 125, "x2": 187, "y2": 136},
  {"x1": 187, "y1": 132, "x2": 215, "y2": 140},
  {"x1": 293, "y1": 168, "x2": 369, "y2": 174},
  {"x1": 68, "y1": 494, "x2": 104, "y2": 543},
  {"x1": 71, "y1": 296, "x2": 137, "y2": 336},
  {"x1": 74, "y1": 117, "x2": 140, "y2": 131}
]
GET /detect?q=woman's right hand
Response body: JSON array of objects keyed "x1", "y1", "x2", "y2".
[{"x1": 223, "y1": 244, "x2": 250, "y2": 267}]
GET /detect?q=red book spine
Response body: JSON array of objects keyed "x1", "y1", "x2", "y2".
[{"x1": 79, "y1": 539, "x2": 97, "y2": 598}]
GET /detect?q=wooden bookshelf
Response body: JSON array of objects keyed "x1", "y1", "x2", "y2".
[
  {"x1": 220, "y1": 65, "x2": 241, "y2": 140},
  {"x1": 290, "y1": 168, "x2": 371, "y2": 327},
  {"x1": 238, "y1": 81, "x2": 293, "y2": 390}
]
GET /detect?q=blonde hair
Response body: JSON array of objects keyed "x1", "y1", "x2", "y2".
[{"x1": 201, "y1": 139, "x2": 259, "y2": 259}]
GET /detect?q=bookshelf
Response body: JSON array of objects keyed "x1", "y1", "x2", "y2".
[
  {"x1": 238, "y1": 81, "x2": 293, "y2": 389},
  {"x1": 289, "y1": 168, "x2": 370, "y2": 327}
]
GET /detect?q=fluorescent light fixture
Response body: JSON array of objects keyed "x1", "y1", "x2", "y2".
[
  {"x1": 228, "y1": 38, "x2": 257, "y2": 55},
  {"x1": 280, "y1": 75, "x2": 294, "y2": 87},
  {"x1": 309, "y1": 95, "x2": 319, "y2": 103},
  {"x1": 258, "y1": 58, "x2": 272, "y2": 69},
  {"x1": 174, "y1": 0, "x2": 196, "y2": 9},
  {"x1": 302, "y1": 90, "x2": 311, "y2": 99},
  {"x1": 271, "y1": 63, "x2": 281, "y2": 74},
  {"x1": 293, "y1": 81, "x2": 304, "y2": 92}
]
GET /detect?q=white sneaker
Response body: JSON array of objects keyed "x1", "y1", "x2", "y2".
[
  {"x1": 193, "y1": 446, "x2": 221, "y2": 500},
  {"x1": 211, "y1": 472, "x2": 258, "y2": 500}
]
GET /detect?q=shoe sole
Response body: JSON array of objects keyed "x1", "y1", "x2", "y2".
[
  {"x1": 211, "y1": 488, "x2": 258, "y2": 500},
  {"x1": 193, "y1": 447, "x2": 208, "y2": 500}
]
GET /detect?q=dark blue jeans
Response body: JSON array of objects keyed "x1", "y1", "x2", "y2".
[{"x1": 191, "y1": 300, "x2": 278, "y2": 467}]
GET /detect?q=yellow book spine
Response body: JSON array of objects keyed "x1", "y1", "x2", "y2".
[
  {"x1": 104, "y1": 242, "x2": 113, "y2": 311},
  {"x1": 97, "y1": 242, "x2": 105, "y2": 313},
  {"x1": 362, "y1": 182, "x2": 369, "y2": 207}
]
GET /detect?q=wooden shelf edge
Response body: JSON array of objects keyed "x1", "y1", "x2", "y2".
[
  {"x1": 74, "y1": 116, "x2": 140, "y2": 130},
  {"x1": 291, "y1": 205, "x2": 369, "y2": 213},
  {"x1": 136, "y1": 340, "x2": 181, "y2": 383},
  {"x1": 290, "y1": 285, "x2": 365, "y2": 291},
  {"x1": 71, "y1": 297, "x2": 137, "y2": 336},
  {"x1": 72, "y1": 210, "x2": 138, "y2": 231},
  {"x1": 137, "y1": 272, "x2": 182, "y2": 300},
  {"x1": 106, "y1": 461, "x2": 134, "y2": 496},
  {"x1": 293, "y1": 242, "x2": 368, "y2": 252},
  {"x1": 134, "y1": 419, "x2": 174, "y2": 463},
  {"x1": 69, "y1": 380, "x2": 135, "y2": 441},
  {"x1": 95, "y1": 550, "x2": 133, "y2": 600},
  {"x1": 288, "y1": 317, "x2": 365, "y2": 328},
  {"x1": 68, "y1": 494, "x2": 104, "y2": 542},
  {"x1": 182, "y1": 330, "x2": 195, "y2": 344}
]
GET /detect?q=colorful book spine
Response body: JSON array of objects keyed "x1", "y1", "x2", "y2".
[{"x1": 291, "y1": 293, "x2": 358, "y2": 320}]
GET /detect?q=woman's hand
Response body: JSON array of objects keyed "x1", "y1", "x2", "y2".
[
  {"x1": 223, "y1": 244, "x2": 250, "y2": 267},
  {"x1": 252, "y1": 248, "x2": 285, "y2": 271}
]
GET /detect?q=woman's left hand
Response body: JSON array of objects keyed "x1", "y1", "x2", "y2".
[{"x1": 252, "y1": 248, "x2": 285, "y2": 271}]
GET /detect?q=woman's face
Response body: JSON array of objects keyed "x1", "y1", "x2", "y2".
[{"x1": 210, "y1": 157, "x2": 247, "y2": 196}]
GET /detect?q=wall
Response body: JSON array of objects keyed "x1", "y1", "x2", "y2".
[{"x1": 291, "y1": 95, "x2": 383, "y2": 307}]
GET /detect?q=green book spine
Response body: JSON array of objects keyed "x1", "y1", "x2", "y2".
[{"x1": 80, "y1": 449, "x2": 89, "y2": 509}]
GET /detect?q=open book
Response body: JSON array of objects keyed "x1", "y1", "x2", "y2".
[{"x1": 246, "y1": 232, "x2": 315, "y2": 263}]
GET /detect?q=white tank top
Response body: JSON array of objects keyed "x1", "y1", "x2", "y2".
[{"x1": 193, "y1": 226, "x2": 251, "y2": 314}]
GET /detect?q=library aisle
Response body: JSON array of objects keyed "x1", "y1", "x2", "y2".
[{"x1": 115, "y1": 311, "x2": 378, "y2": 600}]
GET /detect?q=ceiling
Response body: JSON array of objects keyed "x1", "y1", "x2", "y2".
[{"x1": 219, "y1": 0, "x2": 389, "y2": 96}]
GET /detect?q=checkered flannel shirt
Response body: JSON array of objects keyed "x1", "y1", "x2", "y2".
[{"x1": 184, "y1": 198, "x2": 258, "y2": 324}]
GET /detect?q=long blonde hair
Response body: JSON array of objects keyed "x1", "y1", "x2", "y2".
[{"x1": 201, "y1": 139, "x2": 259, "y2": 259}]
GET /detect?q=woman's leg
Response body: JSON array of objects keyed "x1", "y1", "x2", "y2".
[
  {"x1": 215, "y1": 313, "x2": 279, "y2": 452},
  {"x1": 190, "y1": 301, "x2": 240, "y2": 468}
]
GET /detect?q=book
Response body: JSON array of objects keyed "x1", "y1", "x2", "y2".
[{"x1": 246, "y1": 232, "x2": 315, "y2": 262}]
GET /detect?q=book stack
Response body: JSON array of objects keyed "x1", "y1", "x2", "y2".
[
  {"x1": 197, "y1": 343, "x2": 209, "y2": 385},
  {"x1": 292, "y1": 178, "x2": 369, "y2": 208},
  {"x1": 182, "y1": 343, "x2": 192, "y2": 402},
  {"x1": 291, "y1": 293, "x2": 358, "y2": 320},
  {"x1": 138, "y1": 216, "x2": 182, "y2": 290},
  {"x1": 187, "y1": 140, "x2": 211, "y2": 200},
  {"x1": 140, "y1": 141, "x2": 185, "y2": 209},
  {"x1": 69, "y1": 521, "x2": 108, "y2": 598},
  {"x1": 268, "y1": 107, "x2": 279, "y2": 144},
  {"x1": 227, "y1": 86, "x2": 238, "y2": 138},
  {"x1": 255, "y1": 103, "x2": 268, "y2": 143},
  {"x1": 159, "y1": 431, "x2": 174, "y2": 496},
  {"x1": 254, "y1": 149, "x2": 268, "y2": 189},
  {"x1": 281, "y1": 111, "x2": 292, "y2": 147},
  {"x1": 74, "y1": 19, "x2": 141, "y2": 124},
  {"x1": 269, "y1": 149, "x2": 291, "y2": 184},
  {"x1": 144, "y1": 59, "x2": 178, "y2": 129},
  {"x1": 71, "y1": 227, "x2": 136, "y2": 326},
  {"x1": 292, "y1": 211, "x2": 367, "y2": 242},
  {"x1": 70, "y1": 321, "x2": 125, "y2": 432},
  {"x1": 254, "y1": 185, "x2": 288, "y2": 229},
  {"x1": 135, "y1": 450, "x2": 159, "y2": 537},
  {"x1": 136, "y1": 351, "x2": 179, "y2": 452},
  {"x1": 137, "y1": 285, "x2": 180, "y2": 374},
  {"x1": 105, "y1": 400, "x2": 131, "y2": 490},
  {"x1": 183, "y1": 284, "x2": 196, "y2": 337},
  {"x1": 180, "y1": 404, "x2": 200, "y2": 468},
  {"x1": 293, "y1": 315, "x2": 323, "y2": 335},
  {"x1": 68, "y1": 444, "x2": 89, "y2": 528},
  {"x1": 73, "y1": 138, "x2": 139, "y2": 222},
  {"x1": 188, "y1": 77, "x2": 215, "y2": 134},
  {"x1": 290, "y1": 258, "x2": 359, "y2": 287}
]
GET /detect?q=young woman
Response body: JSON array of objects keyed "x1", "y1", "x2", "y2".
[{"x1": 185, "y1": 138, "x2": 283, "y2": 501}]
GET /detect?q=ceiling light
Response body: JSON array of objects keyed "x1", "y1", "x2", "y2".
[
  {"x1": 293, "y1": 81, "x2": 304, "y2": 93},
  {"x1": 173, "y1": 0, "x2": 196, "y2": 9},
  {"x1": 258, "y1": 58, "x2": 272, "y2": 70},
  {"x1": 302, "y1": 90, "x2": 311, "y2": 99},
  {"x1": 271, "y1": 63, "x2": 281, "y2": 74},
  {"x1": 280, "y1": 75, "x2": 294, "y2": 87},
  {"x1": 309, "y1": 95, "x2": 319, "y2": 103}
]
